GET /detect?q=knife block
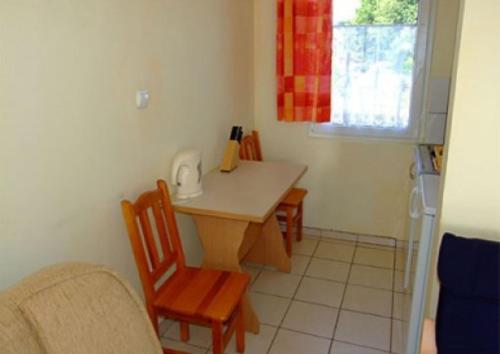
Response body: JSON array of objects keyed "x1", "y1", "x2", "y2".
[{"x1": 220, "y1": 140, "x2": 240, "y2": 172}]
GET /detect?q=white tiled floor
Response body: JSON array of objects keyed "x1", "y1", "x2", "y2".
[{"x1": 160, "y1": 234, "x2": 404, "y2": 354}]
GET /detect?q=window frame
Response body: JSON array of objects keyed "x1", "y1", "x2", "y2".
[{"x1": 310, "y1": 0, "x2": 436, "y2": 142}]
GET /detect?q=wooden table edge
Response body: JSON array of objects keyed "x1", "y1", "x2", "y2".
[
  {"x1": 173, "y1": 164, "x2": 308, "y2": 224},
  {"x1": 261, "y1": 164, "x2": 308, "y2": 221},
  {"x1": 174, "y1": 205, "x2": 265, "y2": 224}
]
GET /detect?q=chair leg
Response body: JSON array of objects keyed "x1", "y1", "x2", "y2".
[
  {"x1": 180, "y1": 321, "x2": 190, "y2": 342},
  {"x1": 286, "y1": 207, "x2": 293, "y2": 257},
  {"x1": 297, "y1": 202, "x2": 303, "y2": 242},
  {"x1": 211, "y1": 322, "x2": 224, "y2": 354},
  {"x1": 236, "y1": 303, "x2": 245, "y2": 353}
]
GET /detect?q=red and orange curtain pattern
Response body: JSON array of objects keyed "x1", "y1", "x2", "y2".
[{"x1": 277, "y1": 0, "x2": 333, "y2": 123}]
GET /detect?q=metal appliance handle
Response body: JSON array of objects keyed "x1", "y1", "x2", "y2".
[
  {"x1": 409, "y1": 162, "x2": 417, "y2": 180},
  {"x1": 409, "y1": 186, "x2": 421, "y2": 219}
]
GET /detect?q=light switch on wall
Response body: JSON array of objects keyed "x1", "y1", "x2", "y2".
[{"x1": 136, "y1": 90, "x2": 150, "y2": 109}]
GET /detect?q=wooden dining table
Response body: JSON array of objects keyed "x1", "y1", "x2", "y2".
[{"x1": 173, "y1": 160, "x2": 307, "y2": 334}]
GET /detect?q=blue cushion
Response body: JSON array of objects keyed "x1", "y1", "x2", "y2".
[{"x1": 436, "y1": 233, "x2": 500, "y2": 354}]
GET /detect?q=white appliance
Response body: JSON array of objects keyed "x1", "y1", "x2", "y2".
[
  {"x1": 171, "y1": 149, "x2": 203, "y2": 199},
  {"x1": 398, "y1": 147, "x2": 440, "y2": 354},
  {"x1": 421, "y1": 78, "x2": 450, "y2": 144}
]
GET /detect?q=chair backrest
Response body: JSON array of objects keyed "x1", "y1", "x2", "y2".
[
  {"x1": 239, "y1": 130, "x2": 263, "y2": 161},
  {"x1": 121, "y1": 180, "x2": 186, "y2": 303}
]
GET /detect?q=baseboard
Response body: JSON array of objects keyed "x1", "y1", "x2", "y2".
[{"x1": 303, "y1": 226, "x2": 397, "y2": 247}]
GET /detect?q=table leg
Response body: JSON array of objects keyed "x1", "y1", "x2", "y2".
[
  {"x1": 244, "y1": 214, "x2": 291, "y2": 273},
  {"x1": 192, "y1": 215, "x2": 260, "y2": 334}
]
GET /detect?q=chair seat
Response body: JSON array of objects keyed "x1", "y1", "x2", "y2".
[
  {"x1": 164, "y1": 349, "x2": 188, "y2": 354},
  {"x1": 154, "y1": 267, "x2": 250, "y2": 322},
  {"x1": 278, "y1": 188, "x2": 308, "y2": 208}
]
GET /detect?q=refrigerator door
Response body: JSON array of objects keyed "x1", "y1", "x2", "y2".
[
  {"x1": 406, "y1": 213, "x2": 435, "y2": 354},
  {"x1": 405, "y1": 175, "x2": 440, "y2": 354}
]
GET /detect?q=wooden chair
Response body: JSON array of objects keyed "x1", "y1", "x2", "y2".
[
  {"x1": 121, "y1": 180, "x2": 250, "y2": 354},
  {"x1": 239, "y1": 131, "x2": 262, "y2": 161},
  {"x1": 239, "y1": 130, "x2": 307, "y2": 256}
]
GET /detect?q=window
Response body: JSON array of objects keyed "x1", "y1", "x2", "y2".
[{"x1": 311, "y1": 0, "x2": 433, "y2": 140}]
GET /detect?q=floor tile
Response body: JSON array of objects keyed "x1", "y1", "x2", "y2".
[
  {"x1": 391, "y1": 319, "x2": 407, "y2": 354},
  {"x1": 314, "y1": 241, "x2": 355, "y2": 263},
  {"x1": 164, "y1": 323, "x2": 212, "y2": 348},
  {"x1": 290, "y1": 254, "x2": 311, "y2": 275},
  {"x1": 249, "y1": 292, "x2": 290, "y2": 326},
  {"x1": 394, "y1": 271, "x2": 405, "y2": 293},
  {"x1": 330, "y1": 341, "x2": 389, "y2": 354},
  {"x1": 335, "y1": 310, "x2": 391, "y2": 352},
  {"x1": 282, "y1": 300, "x2": 338, "y2": 338},
  {"x1": 269, "y1": 328, "x2": 330, "y2": 354},
  {"x1": 395, "y1": 249, "x2": 417, "y2": 272},
  {"x1": 348, "y1": 265, "x2": 393, "y2": 290},
  {"x1": 224, "y1": 324, "x2": 277, "y2": 354},
  {"x1": 306, "y1": 258, "x2": 350, "y2": 282},
  {"x1": 321, "y1": 230, "x2": 358, "y2": 243},
  {"x1": 353, "y1": 247, "x2": 394, "y2": 269},
  {"x1": 264, "y1": 254, "x2": 310, "y2": 274},
  {"x1": 159, "y1": 319, "x2": 174, "y2": 337},
  {"x1": 394, "y1": 250, "x2": 407, "y2": 271},
  {"x1": 160, "y1": 338, "x2": 207, "y2": 354},
  {"x1": 296, "y1": 277, "x2": 345, "y2": 307},
  {"x1": 252, "y1": 270, "x2": 301, "y2": 298},
  {"x1": 292, "y1": 238, "x2": 319, "y2": 256},
  {"x1": 241, "y1": 265, "x2": 261, "y2": 284},
  {"x1": 392, "y1": 292, "x2": 411, "y2": 321},
  {"x1": 342, "y1": 285, "x2": 392, "y2": 317}
]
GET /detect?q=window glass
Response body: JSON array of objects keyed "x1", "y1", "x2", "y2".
[{"x1": 312, "y1": 0, "x2": 422, "y2": 140}]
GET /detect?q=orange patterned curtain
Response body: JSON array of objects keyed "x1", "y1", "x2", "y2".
[{"x1": 277, "y1": 0, "x2": 333, "y2": 122}]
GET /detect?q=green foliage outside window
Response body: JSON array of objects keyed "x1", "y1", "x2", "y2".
[{"x1": 352, "y1": 0, "x2": 418, "y2": 25}]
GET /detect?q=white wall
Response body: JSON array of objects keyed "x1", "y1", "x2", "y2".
[
  {"x1": 254, "y1": 0, "x2": 414, "y2": 238},
  {"x1": 428, "y1": 0, "x2": 500, "y2": 315},
  {"x1": 0, "y1": 0, "x2": 254, "y2": 290}
]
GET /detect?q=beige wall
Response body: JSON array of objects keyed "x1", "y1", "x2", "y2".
[
  {"x1": 0, "y1": 0, "x2": 254, "y2": 290},
  {"x1": 431, "y1": 0, "x2": 460, "y2": 78},
  {"x1": 428, "y1": 0, "x2": 500, "y2": 315}
]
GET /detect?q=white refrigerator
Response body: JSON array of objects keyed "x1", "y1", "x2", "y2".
[{"x1": 396, "y1": 148, "x2": 440, "y2": 354}]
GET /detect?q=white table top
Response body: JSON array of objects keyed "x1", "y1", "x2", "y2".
[{"x1": 173, "y1": 160, "x2": 307, "y2": 223}]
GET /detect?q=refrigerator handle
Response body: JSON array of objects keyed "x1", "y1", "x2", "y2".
[
  {"x1": 409, "y1": 186, "x2": 421, "y2": 219},
  {"x1": 409, "y1": 162, "x2": 417, "y2": 180}
]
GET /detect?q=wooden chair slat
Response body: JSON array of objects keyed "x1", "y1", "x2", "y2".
[
  {"x1": 152, "y1": 202, "x2": 173, "y2": 259},
  {"x1": 139, "y1": 209, "x2": 161, "y2": 268},
  {"x1": 151, "y1": 253, "x2": 177, "y2": 282},
  {"x1": 158, "y1": 181, "x2": 186, "y2": 270},
  {"x1": 201, "y1": 273, "x2": 251, "y2": 321},
  {"x1": 155, "y1": 267, "x2": 200, "y2": 307},
  {"x1": 171, "y1": 269, "x2": 225, "y2": 316}
]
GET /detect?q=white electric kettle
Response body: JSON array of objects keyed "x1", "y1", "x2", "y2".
[{"x1": 171, "y1": 149, "x2": 203, "y2": 199}]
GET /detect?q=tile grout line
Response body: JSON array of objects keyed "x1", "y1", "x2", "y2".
[
  {"x1": 326, "y1": 235, "x2": 358, "y2": 354},
  {"x1": 389, "y1": 242, "x2": 398, "y2": 353},
  {"x1": 250, "y1": 290, "x2": 397, "y2": 322},
  {"x1": 265, "y1": 236, "x2": 322, "y2": 354}
]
